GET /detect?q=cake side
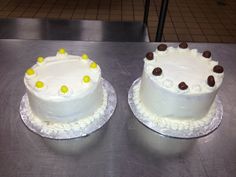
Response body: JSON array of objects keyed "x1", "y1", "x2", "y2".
[
  {"x1": 139, "y1": 43, "x2": 224, "y2": 120},
  {"x1": 24, "y1": 49, "x2": 104, "y2": 123}
]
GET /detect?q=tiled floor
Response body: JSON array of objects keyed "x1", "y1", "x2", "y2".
[{"x1": 0, "y1": 0, "x2": 235, "y2": 42}]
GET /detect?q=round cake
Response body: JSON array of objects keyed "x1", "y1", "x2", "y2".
[
  {"x1": 24, "y1": 49, "x2": 103, "y2": 123},
  {"x1": 138, "y1": 42, "x2": 224, "y2": 121}
]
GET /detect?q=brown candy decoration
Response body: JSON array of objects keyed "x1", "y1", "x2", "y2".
[
  {"x1": 178, "y1": 82, "x2": 188, "y2": 90},
  {"x1": 152, "y1": 67, "x2": 162, "y2": 76},
  {"x1": 146, "y1": 52, "x2": 154, "y2": 60},
  {"x1": 213, "y1": 65, "x2": 224, "y2": 73},
  {"x1": 202, "y1": 51, "x2": 211, "y2": 58},
  {"x1": 179, "y1": 42, "x2": 188, "y2": 49},
  {"x1": 157, "y1": 44, "x2": 167, "y2": 51},
  {"x1": 207, "y1": 75, "x2": 215, "y2": 87}
]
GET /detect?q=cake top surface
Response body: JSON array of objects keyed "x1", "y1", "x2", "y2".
[
  {"x1": 144, "y1": 43, "x2": 224, "y2": 94},
  {"x1": 24, "y1": 49, "x2": 101, "y2": 99}
]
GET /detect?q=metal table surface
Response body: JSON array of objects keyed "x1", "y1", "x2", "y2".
[
  {"x1": 0, "y1": 19, "x2": 149, "y2": 42},
  {"x1": 0, "y1": 39, "x2": 235, "y2": 177}
]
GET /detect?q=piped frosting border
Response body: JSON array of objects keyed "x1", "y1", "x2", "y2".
[
  {"x1": 20, "y1": 79, "x2": 117, "y2": 139},
  {"x1": 128, "y1": 78, "x2": 223, "y2": 138}
]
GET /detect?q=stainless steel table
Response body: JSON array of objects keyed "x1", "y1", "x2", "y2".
[
  {"x1": 0, "y1": 40, "x2": 235, "y2": 177},
  {"x1": 0, "y1": 19, "x2": 149, "y2": 42}
]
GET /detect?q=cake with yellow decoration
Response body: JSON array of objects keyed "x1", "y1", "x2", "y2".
[{"x1": 24, "y1": 48, "x2": 104, "y2": 123}]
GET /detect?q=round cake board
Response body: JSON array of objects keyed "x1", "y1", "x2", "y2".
[
  {"x1": 128, "y1": 78, "x2": 223, "y2": 139},
  {"x1": 20, "y1": 79, "x2": 117, "y2": 140}
]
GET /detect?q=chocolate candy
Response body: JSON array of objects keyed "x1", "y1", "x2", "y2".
[
  {"x1": 178, "y1": 82, "x2": 188, "y2": 90},
  {"x1": 146, "y1": 52, "x2": 154, "y2": 60},
  {"x1": 207, "y1": 75, "x2": 215, "y2": 87},
  {"x1": 157, "y1": 44, "x2": 167, "y2": 51},
  {"x1": 213, "y1": 65, "x2": 224, "y2": 73},
  {"x1": 202, "y1": 51, "x2": 211, "y2": 58},
  {"x1": 179, "y1": 42, "x2": 188, "y2": 49},
  {"x1": 152, "y1": 67, "x2": 162, "y2": 76}
]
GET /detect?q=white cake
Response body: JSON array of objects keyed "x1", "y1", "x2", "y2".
[
  {"x1": 24, "y1": 49, "x2": 104, "y2": 123},
  {"x1": 137, "y1": 42, "x2": 224, "y2": 122}
]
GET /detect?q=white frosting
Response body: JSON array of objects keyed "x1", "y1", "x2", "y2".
[
  {"x1": 27, "y1": 89, "x2": 108, "y2": 134},
  {"x1": 24, "y1": 53, "x2": 104, "y2": 123},
  {"x1": 140, "y1": 46, "x2": 224, "y2": 120},
  {"x1": 133, "y1": 82, "x2": 216, "y2": 131}
]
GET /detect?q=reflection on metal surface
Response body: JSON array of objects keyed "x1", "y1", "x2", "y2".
[
  {"x1": 79, "y1": 21, "x2": 103, "y2": 41},
  {"x1": 15, "y1": 19, "x2": 44, "y2": 39},
  {"x1": 0, "y1": 19, "x2": 149, "y2": 41},
  {"x1": 42, "y1": 124, "x2": 107, "y2": 155},
  {"x1": 127, "y1": 117, "x2": 196, "y2": 156}
]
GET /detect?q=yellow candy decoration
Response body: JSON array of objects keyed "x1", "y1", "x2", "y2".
[
  {"x1": 83, "y1": 75, "x2": 90, "y2": 83},
  {"x1": 26, "y1": 68, "x2": 35, "y2": 76},
  {"x1": 58, "y1": 48, "x2": 66, "y2": 54},
  {"x1": 35, "y1": 81, "x2": 44, "y2": 88},
  {"x1": 82, "y1": 54, "x2": 88, "y2": 60},
  {"x1": 90, "y1": 62, "x2": 97, "y2": 69},
  {"x1": 37, "y1": 56, "x2": 44, "y2": 63},
  {"x1": 60, "y1": 85, "x2": 69, "y2": 94}
]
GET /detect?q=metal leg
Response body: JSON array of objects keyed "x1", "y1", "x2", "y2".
[
  {"x1": 143, "y1": 0, "x2": 150, "y2": 26},
  {"x1": 155, "y1": 0, "x2": 169, "y2": 42}
]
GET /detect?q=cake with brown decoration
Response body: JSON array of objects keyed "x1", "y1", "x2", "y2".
[{"x1": 131, "y1": 42, "x2": 224, "y2": 132}]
